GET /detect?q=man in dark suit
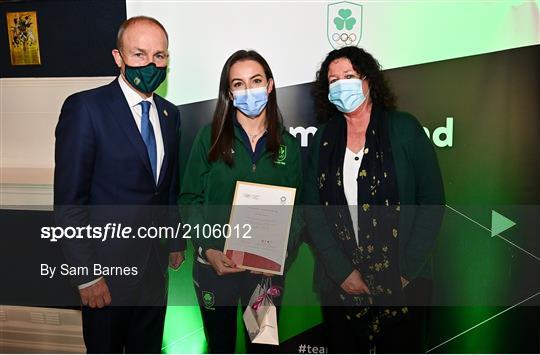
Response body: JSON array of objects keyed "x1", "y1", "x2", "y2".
[{"x1": 54, "y1": 16, "x2": 184, "y2": 353}]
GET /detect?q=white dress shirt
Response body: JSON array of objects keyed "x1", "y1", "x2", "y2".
[
  {"x1": 78, "y1": 76, "x2": 165, "y2": 290},
  {"x1": 343, "y1": 147, "x2": 364, "y2": 246},
  {"x1": 118, "y1": 75, "x2": 165, "y2": 182}
]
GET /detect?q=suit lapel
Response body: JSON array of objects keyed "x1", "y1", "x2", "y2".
[
  {"x1": 154, "y1": 95, "x2": 170, "y2": 187},
  {"x1": 106, "y1": 79, "x2": 154, "y2": 179}
]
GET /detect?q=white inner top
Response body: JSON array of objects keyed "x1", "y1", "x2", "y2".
[{"x1": 343, "y1": 147, "x2": 364, "y2": 245}]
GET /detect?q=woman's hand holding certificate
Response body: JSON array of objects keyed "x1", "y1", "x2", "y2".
[
  {"x1": 205, "y1": 249, "x2": 246, "y2": 276},
  {"x1": 224, "y1": 181, "x2": 296, "y2": 276}
]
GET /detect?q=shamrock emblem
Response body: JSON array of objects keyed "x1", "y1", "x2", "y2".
[
  {"x1": 276, "y1": 144, "x2": 287, "y2": 164},
  {"x1": 202, "y1": 291, "x2": 215, "y2": 308},
  {"x1": 334, "y1": 8, "x2": 356, "y2": 31}
]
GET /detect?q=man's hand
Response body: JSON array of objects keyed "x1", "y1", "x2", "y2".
[
  {"x1": 340, "y1": 269, "x2": 371, "y2": 295},
  {"x1": 205, "y1": 249, "x2": 246, "y2": 276},
  {"x1": 169, "y1": 251, "x2": 185, "y2": 270},
  {"x1": 79, "y1": 278, "x2": 111, "y2": 308}
]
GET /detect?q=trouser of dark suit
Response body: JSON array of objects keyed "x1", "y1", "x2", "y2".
[
  {"x1": 193, "y1": 261, "x2": 284, "y2": 354},
  {"x1": 321, "y1": 278, "x2": 433, "y2": 354},
  {"x1": 81, "y1": 251, "x2": 168, "y2": 353}
]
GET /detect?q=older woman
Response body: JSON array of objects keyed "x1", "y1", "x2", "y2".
[{"x1": 303, "y1": 46, "x2": 444, "y2": 353}]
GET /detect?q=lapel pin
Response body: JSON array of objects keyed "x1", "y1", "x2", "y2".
[{"x1": 163, "y1": 109, "x2": 168, "y2": 117}]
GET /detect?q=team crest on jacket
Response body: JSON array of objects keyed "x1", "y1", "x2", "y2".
[{"x1": 275, "y1": 145, "x2": 287, "y2": 165}]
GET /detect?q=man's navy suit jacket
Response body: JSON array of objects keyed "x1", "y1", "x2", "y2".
[{"x1": 54, "y1": 78, "x2": 185, "y2": 288}]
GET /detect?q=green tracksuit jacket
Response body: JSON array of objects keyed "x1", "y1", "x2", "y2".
[{"x1": 179, "y1": 123, "x2": 303, "y2": 271}]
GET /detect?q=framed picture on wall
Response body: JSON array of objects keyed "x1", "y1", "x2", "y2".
[{"x1": 6, "y1": 11, "x2": 41, "y2": 66}]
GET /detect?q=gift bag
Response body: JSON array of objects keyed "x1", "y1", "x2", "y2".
[{"x1": 243, "y1": 277, "x2": 281, "y2": 345}]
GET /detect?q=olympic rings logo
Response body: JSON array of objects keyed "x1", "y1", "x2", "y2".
[{"x1": 331, "y1": 33, "x2": 357, "y2": 47}]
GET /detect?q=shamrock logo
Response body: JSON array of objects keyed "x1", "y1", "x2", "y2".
[
  {"x1": 275, "y1": 145, "x2": 287, "y2": 165},
  {"x1": 278, "y1": 145, "x2": 287, "y2": 161},
  {"x1": 202, "y1": 291, "x2": 215, "y2": 308},
  {"x1": 334, "y1": 8, "x2": 356, "y2": 31}
]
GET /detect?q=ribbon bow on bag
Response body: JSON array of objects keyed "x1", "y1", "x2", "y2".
[{"x1": 252, "y1": 286, "x2": 282, "y2": 311}]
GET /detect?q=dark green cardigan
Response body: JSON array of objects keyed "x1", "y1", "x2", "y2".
[{"x1": 303, "y1": 110, "x2": 445, "y2": 293}]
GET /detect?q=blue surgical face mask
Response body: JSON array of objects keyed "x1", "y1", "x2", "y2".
[
  {"x1": 328, "y1": 78, "x2": 368, "y2": 113},
  {"x1": 231, "y1": 86, "x2": 269, "y2": 118}
]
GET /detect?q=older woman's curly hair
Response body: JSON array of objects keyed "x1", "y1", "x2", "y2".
[{"x1": 313, "y1": 46, "x2": 396, "y2": 122}]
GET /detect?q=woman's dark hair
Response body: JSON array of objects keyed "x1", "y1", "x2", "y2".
[
  {"x1": 208, "y1": 50, "x2": 283, "y2": 166},
  {"x1": 313, "y1": 46, "x2": 396, "y2": 122}
]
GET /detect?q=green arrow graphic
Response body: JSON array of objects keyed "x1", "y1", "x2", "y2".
[{"x1": 491, "y1": 210, "x2": 516, "y2": 237}]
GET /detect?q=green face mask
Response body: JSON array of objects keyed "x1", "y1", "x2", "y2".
[{"x1": 123, "y1": 62, "x2": 167, "y2": 94}]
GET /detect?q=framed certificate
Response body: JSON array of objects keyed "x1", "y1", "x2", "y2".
[{"x1": 224, "y1": 181, "x2": 296, "y2": 275}]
